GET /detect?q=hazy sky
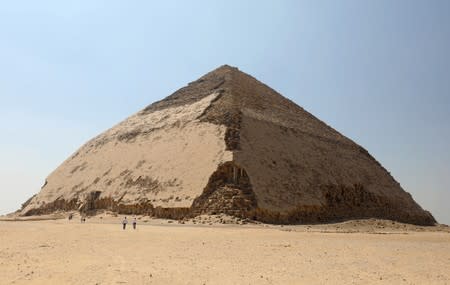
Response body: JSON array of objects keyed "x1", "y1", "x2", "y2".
[{"x1": 1, "y1": 1, "x2": 449, "y2": 224}]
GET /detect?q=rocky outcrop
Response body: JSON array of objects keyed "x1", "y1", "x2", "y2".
[{"x1": 191, "y1": 162, "x2": 257, "y2": 217}]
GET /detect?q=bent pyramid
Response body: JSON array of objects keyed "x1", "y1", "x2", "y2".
[{"x1": 20, "y1": 65, "x2": 435, "y2": 225}]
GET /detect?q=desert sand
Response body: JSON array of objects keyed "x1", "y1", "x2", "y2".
[{"x1": 1, "y1": 216, "x2": 449, "y2": 284}]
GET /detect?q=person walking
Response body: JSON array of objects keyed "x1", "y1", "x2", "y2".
[
  {"x1": 132, "y1": 217, "x2": 137, "y2": 230},
  {"x1": 122, "y1": 217, "x2": 128, "y2": 230}
]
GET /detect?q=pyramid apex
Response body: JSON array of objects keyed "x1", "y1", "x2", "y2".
[
  {"x1": 200, "y1": 64, "x2": 241, "y2": 78},
  {"x1": 215, "y1": 64, "x2": 238, "y2": 71}
]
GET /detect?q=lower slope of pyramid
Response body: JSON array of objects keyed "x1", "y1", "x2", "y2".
[
  {"x1": 234, "y1": 114, "x2": 434, "y2": 225},
  {"x1": 21, "y1": 93, "x2": 233, "y2": 217}
]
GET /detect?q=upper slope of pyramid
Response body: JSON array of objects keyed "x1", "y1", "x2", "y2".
[
  {"x1": 142, "y1": 65, "x2": 235, "y2": 113},
  {"x1": 142, "y1": 65, "x2": 353, "y2": 148}
]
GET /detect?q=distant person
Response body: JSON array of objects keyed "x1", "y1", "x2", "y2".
[
  {"x1": 122, "y1": 217, "x2": 128, "y2": 230},
  {"x1": 68, "y1": 213, "x2": 73, "y2": 220},
  {"x1": 132, "y1": 217, "x2": 137, "y2": 230}
]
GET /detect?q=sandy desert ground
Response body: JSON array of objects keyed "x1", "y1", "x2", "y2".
[{"x1": 0, "y1": 215, "x2": 449, "y2": 285}]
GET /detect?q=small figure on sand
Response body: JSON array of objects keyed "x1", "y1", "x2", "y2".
[
  {"x1": 68, "y1": 213, "x2": 73, "y2": 221},
  {"x1": 122, "y1": 217, "x2": 128, "y2": 230},
  {"x1": 133, "y1": 217, "x2": 137, "y2": 230}
]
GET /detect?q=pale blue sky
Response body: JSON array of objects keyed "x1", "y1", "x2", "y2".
[{"x1": 1, "y1": 1, "x2": 449, "y2": 224}]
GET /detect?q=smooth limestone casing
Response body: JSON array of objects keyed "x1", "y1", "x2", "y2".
[{"x1": 22, "y1": 93, "x2": 232, "y2": 213}]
